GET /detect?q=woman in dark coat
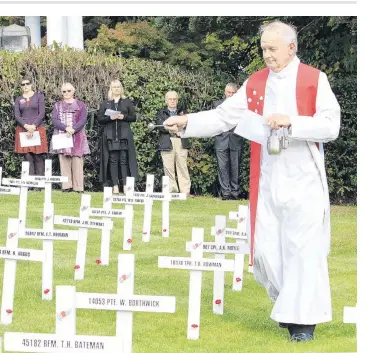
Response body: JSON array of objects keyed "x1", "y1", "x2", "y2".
[{"x1": 97, "y1": 80, "x2": 138, "y2": 194}]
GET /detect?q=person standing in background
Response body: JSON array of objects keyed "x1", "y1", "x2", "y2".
[
  {"x1": 156, "y1": 91, "x2": 191, "y2": 196},
  {"x1": 50, "y1": 82, "x2": 90, "y2": 193},
  {"x1": 213, "y1": 83, "x2": 244, "y2": 200},
  {"x1": 98, "y1": 79, "x2": 138, "y2": 194},
  {"x1": 14, "y1": 77, "x2": 48, "y2": 176}
]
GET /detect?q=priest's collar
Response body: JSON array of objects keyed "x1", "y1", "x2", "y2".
[{"x1": 269, "y1": 56, "x2": 300, "y2": 79}]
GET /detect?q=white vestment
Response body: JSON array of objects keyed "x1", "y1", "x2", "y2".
[{"x1": 183, "y1": 56, "x2": 341, "y2": 324}]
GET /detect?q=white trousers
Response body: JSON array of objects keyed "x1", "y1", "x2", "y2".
[{"x1": 253, "y1": 143, "x2": 332, "y2": 325}]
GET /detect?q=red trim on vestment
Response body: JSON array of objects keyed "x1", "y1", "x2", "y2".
[{"x1": 246, "y1": 63, "x2": 319, "y2": 265}]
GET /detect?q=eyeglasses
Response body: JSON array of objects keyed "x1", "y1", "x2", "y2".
[
  {"x1": 21, "y1": 82, "x2": 31, "y2": 86},
  {"x1": 62, "y1": 90, "x2": 72, "y2": 93}
]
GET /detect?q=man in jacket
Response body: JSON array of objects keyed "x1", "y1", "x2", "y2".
[
  {"x1": 156, "y1": 91, "x2": 191, "y2": 196},
  {"x1": 214, "y1": 83, "x2": 244, "y2": 200}
]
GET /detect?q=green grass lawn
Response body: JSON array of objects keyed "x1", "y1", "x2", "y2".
[{"x1": 0, "y1": 191, "x2": 356, "y2": 353}]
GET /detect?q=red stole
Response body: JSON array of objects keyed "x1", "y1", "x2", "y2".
[{"x1": 246, "y1": 63, "x2": 320, "y2": 266}]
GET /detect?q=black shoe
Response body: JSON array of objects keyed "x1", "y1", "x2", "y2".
[
  {"x1": 230, "y1": 195, "x2": 239, "y2": 200},
  {"x1": 279, "y1": 322, "x2": 290, "y2": 328},
  {"x1": 290, "y1": 333, "x2": 314, "y2": 342},
  {"x1": 288, "y1": 324, "x2": 315, "y2": 342},
  {"x1": 222, "y1": 195, "x2": 231, "y2": 200},
  {"x1": 62, "y1": 188, "x2": 72, "y2": 193}
]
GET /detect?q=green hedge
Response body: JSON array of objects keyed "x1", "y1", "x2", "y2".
[
  {"x1": 0, "y1": 47, "x2": 356, "y2": 203},
  {"x1": 0, "y1": 48, "x2": 224, "y2": 194}
]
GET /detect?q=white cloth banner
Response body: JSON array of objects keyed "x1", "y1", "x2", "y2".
[
  {"x1": 51, "y1": 133, "x2": 74, "y2": 150},
  {"x1": 19, "y1": 131, "x2": 41, "y2": 147}
]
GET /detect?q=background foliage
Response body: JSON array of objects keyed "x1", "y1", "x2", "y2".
[{"x1": 0, "y1": 16, "x2": 356, "y2": 203}]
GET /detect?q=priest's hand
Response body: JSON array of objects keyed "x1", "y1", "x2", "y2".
[
  {"x1": 266, "y1": 114, "x2": 291, "y2": 130},
  {"x1": 163, "y1": 115, "x2": 188, "y2": 133}
]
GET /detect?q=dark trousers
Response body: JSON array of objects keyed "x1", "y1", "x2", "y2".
[
  {"x1": 23, "y1": 153, "x2": 45, "y2": 176},
  {"x1": 216, "y1": 149, "x2": 242, "y2": 197},
  {"x1": 109, "y1": 150, "x2": 129, "y2": 186}
]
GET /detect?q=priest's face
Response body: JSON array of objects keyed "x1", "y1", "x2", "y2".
[{"x1": 261, "y1": 30, "x2": 295, "y2": 72}]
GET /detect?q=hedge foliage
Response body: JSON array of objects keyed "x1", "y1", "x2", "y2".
[
  {"x1": 0, "y1": 48, "x2": 224, "y2": 193},
  {"x1": 0, "y1": 45, "x2": 356, "y2": 203}
]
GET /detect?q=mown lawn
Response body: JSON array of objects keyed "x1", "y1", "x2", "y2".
[{"x1": 0, "y1": 191, "x2": 356, "y2": 353}]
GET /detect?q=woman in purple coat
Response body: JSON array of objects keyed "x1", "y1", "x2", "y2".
[
  {"x1": 50, "y1": 82, "x2": 90, "y2": 192},
  {"x1": 14, "y1": 77, "x2": 48, "y2": 175}
]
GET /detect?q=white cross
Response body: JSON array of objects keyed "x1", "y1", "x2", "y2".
[
  {"x1": 229, "y1": 205, "x2": 253, "y2": 285},
  {"x1": 111, "y1": 177, "x2": 141, "y2": 250},
  {"x1": 1, "y1": 162, "x2": 43, "y2": 226},
  {"x1": 19, "y1": 203, "x2": 79, "y2": 300},
  {"x1": 132, "y1": 175, "x2": 186, "y2": 239},
  {"x1": 54, "y1": 194, "x2": 113, "y2": 280},
  {"x1": 89, "y1": 187, "x2": 126, "y2": 266},
  {"x1": 158, "y1": 228, "x2": 234, "y2": 340},
  {"x1": 186, "y1": 215, "x2": 249, "y2": 315},
  {"x1": 7, "y1": 254, "x2": 176, "y2": 353},
  {"x1": 3, "y1": 285, "x2": 124, "y2": 353},
  {"x1": 23, "y1": 159, "x2": 68, "y2": 204},
  {"x1": 0, "y1": 218, "x2": 46, "y2": 325}
]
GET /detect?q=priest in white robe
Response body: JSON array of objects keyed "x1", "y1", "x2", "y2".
[{"x1": 163, "y1": 20, "x2": 341, "y2": 342}]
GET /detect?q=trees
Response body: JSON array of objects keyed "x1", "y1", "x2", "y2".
[{"x1": 0, "y1": 16, "x2": 357, "y2": 203}]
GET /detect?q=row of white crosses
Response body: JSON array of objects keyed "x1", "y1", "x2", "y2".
[
  {"x1": 1, "y1": 162, "x2": 187, "y2": 254},
  {"x1": 111, "y1": 175, "x2": 186, "y2": 248},
  {"x1": 0, "y1": 161, "x2": 68, "y2": 324},
  {"x1": 2, "y1": 254, "x2": 176, "y2": 353},
  {"x1": 0, "y1": 205, "x2": 250, "y2": 348},
  {"x1": 0, "y1": 162, "x2": 187, "y2": 322},
  {"x1": 158, "y1": 205, "x2": 251, "y2": 340},
  {"x1": 1, "y1": 160, "x2": 187, "y2": 268}
]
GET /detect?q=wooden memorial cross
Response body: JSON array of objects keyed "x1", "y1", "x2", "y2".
[
  {"x1": 0, "y1": 167, "x2": 21, "y2": 197},
  {"x1": 11, "y1": 254, "x2": 176, "y2": 353},
  {"x1": 161, "y1": 175, "x2": 187, "y2": 238},
  {"x1": 2, "y1": 160, "x2": 67, "y2": 301},
  {"x1": 158, "y1": 228, "x2": 235, "y2": 340},
  {"x1": 0, "y1": 218, "x2": 46, "y2": 325},
  {"x1": 3, "y1": 285, "x2": 124, "y2": 353},
  {"x1": 343, "y1": 303, "x2": 367, "y2": 353},
  {"x1": 142, "y1": 174, "x2": 154, "y2": 242},
  {"x1": 1, "y1": 162, "x2": 44, "y2": 226},
  {"x1": 89, "y1": 187, "x2": 126, "y2": 266},
  {"x1": 69, "y1": 254, "x2": 176, "y2": 353},
  {"x1": 111, "y1": 177, "x2": 147, "y2": 251},
  {"x1": 54, "y1": 194, "x2": 113, "y2": 280},
  {"x1": 228, "y1": 204, "x2": 252, "y2": 288},
  {"x1": 211, "y1": 205, "x2": 250, "y2": 291},
  {"x1": 186, "y1": 215, "x2": 249, "y2": 315},
  {"x1": 132, "y1": 175, "x2": 185, "y2": 239},
  {"x1": 24, "y1": 159, "x2": 68, "y2": 204},
  {"x1": 19, "y1": 203, "x2": 79, "y2": 300}
]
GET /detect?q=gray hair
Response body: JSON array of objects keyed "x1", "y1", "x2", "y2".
[
  {"x1": 259, "y1": 20, "x2": 298, "y2": 53},
  {"x1": 225, "y1": 83, "x2": 238, "y2": 91},
  {"x1": 165, "y1": 91, "x2": 179, "y2": 101},
  {"x1": 61, "y1": 82, "x2": 76, "y2": 94}
]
